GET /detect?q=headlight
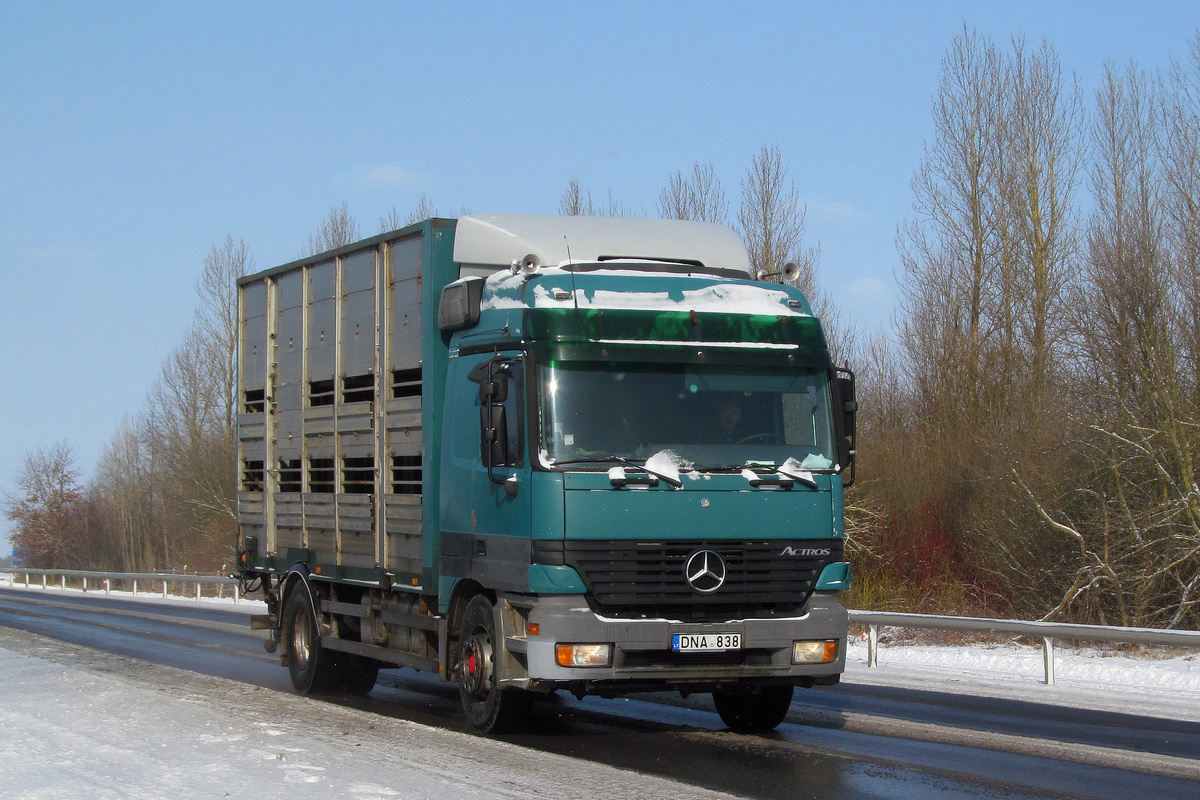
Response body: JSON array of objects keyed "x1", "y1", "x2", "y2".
[
  {"x1": 556, "y1": 643, "x2": 612, "y2": 668},
  {"x1": 792, "y1": 640, "x2": 838, "y2": 664}
]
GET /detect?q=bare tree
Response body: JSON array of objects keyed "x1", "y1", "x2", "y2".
[
  {"x1": 380, "y1": 207, "x2": 405, "y2": 233},
  {"x1": 5, "y1": 443, "x2": 83, "y2": 568},
  {"x1": 658, "y1": 162, "x2": 728, "y2": 223},
  {"x1": 559, "y1": 179, "x2": 627, "y2": 216},
  {"x1": 738, "y1": 145, "x2": 818, "y2": 290},
  {"x1": 898, "y1": 28, "x2": 1007, "y2": 421},
  {"x1": 92, "y1": 419, "x2": 152, "y2": 571},
  {"x1": 196, "y1": 236, "x2": 251, "y2": 433},
  {"x1": 1162, "y1": 30, "x2": 1200, "y2": 406},
  {"x1": 1004, "y1": 37, "x2": 1085, "y2": 399},
  {"x1": 560, "y1": 178, "x2": 588, "y2": 215},
  {"x1": 736, "y1": 145, "x2": 848, "y2": 362},
  {"x1": 303, "y1": 202, "x2": 360, "y2": 256},
  {"x1": 405, "y1": 195, "x2": 439, "y2": 225}
]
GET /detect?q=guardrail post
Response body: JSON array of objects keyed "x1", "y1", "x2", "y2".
[
  {"x1": 163, "y1": 581, "x2": 168, "y2": 600},
  {"x1": 104, "y1": 578, "x2": 110, "y2": 596},
  {"x1": 82, "y1": 577, "x2": 88, "y2": 593},
  {"x1": 1042, "y1": 636, "x2": 1055, "y2": 685},
  {"x1": 133, "y1": 579, "x2": 138, "y2": 598},
  {"x1": 868, "y1": 624, "x2": 879, "y2": 668}
]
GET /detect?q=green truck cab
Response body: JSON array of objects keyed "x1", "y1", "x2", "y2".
[{"x1": 237, "y1": 214, "x2": 855, "y2": 732}]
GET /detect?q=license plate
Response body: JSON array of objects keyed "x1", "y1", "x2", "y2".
[{"x1": 672, "y1": 633, "x2": 742, "y2": 652}]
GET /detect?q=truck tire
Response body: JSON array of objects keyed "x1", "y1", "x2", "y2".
[
  {"x1": 339, "y1": 654, "x2": 380, "y2": 696},
  {"x1": 712, "y1": 685, "x2": 794, "y2": 732},
  {"x1": 282, "y1": 587, "x2": 340, "y2": 694},
  {"x1": 457, "y1": 594, "x2": 531, "y2": 732}
]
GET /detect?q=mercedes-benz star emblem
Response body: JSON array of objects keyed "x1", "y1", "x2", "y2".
[{"x1": 684, "y1": 549, "x2": 727, "y2": 594}]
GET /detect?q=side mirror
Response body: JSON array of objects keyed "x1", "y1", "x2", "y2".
[
  {"x1": 481, "y1": 405, "x2": 509, "y2": 468},
  {"x1": 438, "y1": 277, "x2": 484, "y2": 332},
  {"x1": 833, "y1": 368, "x2": 857, "y2": 487}
]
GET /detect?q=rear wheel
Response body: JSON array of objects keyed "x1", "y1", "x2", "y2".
[
  {"x1": 282, "y1": 587, "x2": 341, "y2": 694},
  {"x1": 339, "y1": 654, "x2": 380, "y2": 696},
  {"x1": 457, "y1": 594, "x2": 531, "y2": 732},
  {"x1": 712, "y1": 685, "x2": 794, "y2": 731}
]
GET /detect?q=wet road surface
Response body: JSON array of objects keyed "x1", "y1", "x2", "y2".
[{"x1": 2, "y1": 585, "x2": 1197, "y2": 799}]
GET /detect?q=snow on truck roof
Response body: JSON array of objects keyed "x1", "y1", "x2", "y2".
[{"x1": 452, "y1": 214, "x2": 753, "y2": 275}]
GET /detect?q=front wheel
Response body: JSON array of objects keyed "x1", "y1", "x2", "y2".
[
  {"x1": 712, "y1": 685, "x2": 794, "y2": 731},
  {"x1": 457, "y1": 595, "x2": 531, "y2": 732}
]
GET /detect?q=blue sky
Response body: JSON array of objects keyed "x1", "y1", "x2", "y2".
[{"x1": 2, "y1": 1, "x2": 1197, "y2": 553}]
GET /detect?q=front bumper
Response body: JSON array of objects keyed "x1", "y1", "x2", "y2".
[{"x1": 501, "y1": 592, "x2": 847, "y2": 695}]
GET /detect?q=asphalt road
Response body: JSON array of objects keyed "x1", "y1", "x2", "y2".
[{"x1": 1, "y1": 585, "x2": 1197, "y2": 799}]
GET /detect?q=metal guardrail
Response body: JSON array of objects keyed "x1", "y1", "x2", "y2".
[
  {"x1": 1, "y1": 569, "x2": 242, "y2": 603},
  {"x1": 849, "y1": 609, "x2": 1200, "y2": 685}
]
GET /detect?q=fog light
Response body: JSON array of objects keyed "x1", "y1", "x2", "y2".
[
  {"x1": 555, "y1": 643, "x2": 612, "y2": 668},
  {"x1": 792, "y1": 640, "x2": 838, "y2": 664}
]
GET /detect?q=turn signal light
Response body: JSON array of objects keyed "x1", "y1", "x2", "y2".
[
  {"x1": 792, "y1": 640, "x2": 839, "y2": 664},
  {"x1": 555, "y1": 643, "x2": 612, "y2": 668}
]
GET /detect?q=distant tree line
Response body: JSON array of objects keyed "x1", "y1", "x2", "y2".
[
  {"x1": 7, "y1": 238, "x2": 248, "y2": 572},
  {"x1": 7, "y1": 26, "x2": 1199, "y2": 629}
]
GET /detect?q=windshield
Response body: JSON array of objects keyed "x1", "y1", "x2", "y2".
[{"x1": 538, "y1": 361, "x2": 837, "y2": 471}]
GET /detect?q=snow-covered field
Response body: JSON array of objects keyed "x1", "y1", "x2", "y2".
[
  {"x1": 844, "y1": 634, "x2": 1200, "y2": 723},
  {"x1": 0, "y1": 582, "x2": 1197, "y2": 798}
]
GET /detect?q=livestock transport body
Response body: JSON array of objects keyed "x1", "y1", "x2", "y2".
[{"x1": 236, "y1": 214, "x2": 857, "y2": 732}]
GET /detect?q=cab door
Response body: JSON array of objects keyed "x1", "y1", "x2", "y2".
[{"x1": 439, "y1": 352, "x2": 533, "y2": 592}]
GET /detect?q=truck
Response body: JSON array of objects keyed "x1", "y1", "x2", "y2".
[{"x1": 236, "y1": 214, "x2": 856, "y2": 732}]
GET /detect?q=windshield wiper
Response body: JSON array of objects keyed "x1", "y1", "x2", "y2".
[
  {"x1": 697, "y1": 462, "x2": 821, "y2": 489},
  {"x1": 554, "y1": 455, "x2": 682, "y2": 488},
  {"x1": 552, "y1": 455, "x2": 645, "y2": 467},
  {"x1": 613, "y1": 455, "x2": 683, "y2": 488}
]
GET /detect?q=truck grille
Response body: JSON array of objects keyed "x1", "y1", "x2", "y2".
[{"x1": 536, "y1": 539, "x2": 841, "y2": 621}]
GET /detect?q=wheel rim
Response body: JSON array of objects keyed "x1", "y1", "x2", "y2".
[
  {"x1": 291, "y1": 608, "x2": 311, "y2": 671},
  {"x1": 460, "y1": 628, "x2": 493, "y2": 701}
]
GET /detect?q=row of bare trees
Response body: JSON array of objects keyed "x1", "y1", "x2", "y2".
[
  {"x1": 848, "y1": 27, "x2": 1200, "y2": 628},
  {"x1": 7, "y1": 239, "x2": 251, "y2": 572}
]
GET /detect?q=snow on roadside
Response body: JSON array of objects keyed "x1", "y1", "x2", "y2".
[
  {"x1": 843, "y1": 638, "x2": 1200, "y2": 723},
  {"x1": 0, "y1": 627, "x2": 739, "y2": 800}
]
